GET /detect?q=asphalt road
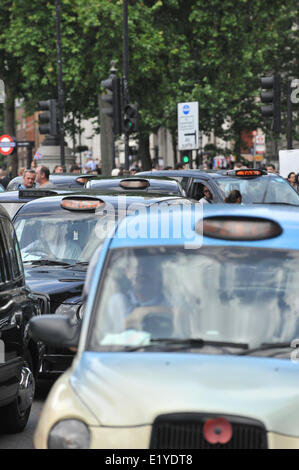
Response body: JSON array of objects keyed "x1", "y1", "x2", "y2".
[{"x1": 0, "y1": 379, "x2": 54, "y2": 449}]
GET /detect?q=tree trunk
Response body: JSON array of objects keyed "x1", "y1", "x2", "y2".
[
  {"x1": 4, "y1": 83, "x2": 17, "y2": 177},
  {"x1": 138, "y1": 133, "x2": 152, "y2": 170}
]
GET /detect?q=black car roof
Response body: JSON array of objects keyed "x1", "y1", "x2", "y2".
[
  {"x1": 0, "y1": 188, "x2": 72, "y2": 203},
  {"x1": 138, "y1": 169, "x2": 283, "y2": 180},
  {"x1": 13, "y1": 190, "x2": 190, "y2": 217},
  {"x1": 86, "y1": 176, "x2": 184, "y2": 193}
]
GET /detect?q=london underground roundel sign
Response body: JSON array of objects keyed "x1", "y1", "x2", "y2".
[{"x1": 0, "y1": 134, "x2": 16, "y2": 156}]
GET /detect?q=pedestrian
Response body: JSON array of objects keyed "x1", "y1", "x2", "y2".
[
  {"x1": 0, "y1": 170, "x2": 11, "y2": 189},
  {"x1": 70, "y1": 164, "x2": 81, "y2": 174},
  {"x1": 266, "y1": 163, "x2": 276, "y2": 173},
  {"x1": 224, "y1": 190, "x2": 242, "y2": 204},
  {"x1": 85, "y1": 156, "x2": 97, "y2": 173},
  {"x1": 53, "y1": 165, "x2": 64, "y2": 174},
  {"x1": 199, "y1": 186, "x2": 213, "y2": 204},
  {"x1": 30, "y1": 159, "x2": 37, "y2": 170},
  {"x1": 18, "y1": 169, "x2": 36, "y2": 189},
  {"x1": 175, "y1": 162, "x2": 186, "y2": 170},
  {"x1": 36, "y1": 166, "x2": 56, "y2": 188},
  {"x1": 287, "y1": 172, "x2": 299, "y2": 192}
]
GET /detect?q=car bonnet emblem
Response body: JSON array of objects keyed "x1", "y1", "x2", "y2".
[{"x1": 203, "y1": 417, "x2": 233, "y2": 444}]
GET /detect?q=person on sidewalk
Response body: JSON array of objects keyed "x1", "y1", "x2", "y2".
[{"x1": 36, "y1": 166, "x2": 56, "y2": 188}]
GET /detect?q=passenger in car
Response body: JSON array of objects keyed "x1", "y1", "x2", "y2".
[
  {"x1": 199, "y1": 186, "x2": 214, "y2": 204},
  {"x1": 224, "y1": 190, "x2": 242, "y2": 204}
]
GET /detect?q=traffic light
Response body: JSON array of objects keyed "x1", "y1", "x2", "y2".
[
  {"x1": 181, "y1": 150, "x2": 191, "y2": 164},
  {"x1": 124, "y1": 104, "x2": 139, "y2": 134},
  {"x1": 260, "y1": 75, "x2": 281, "y2": 134},
  {"x1": 38, "y1": 99, "x2": 58, "y2": 135},
  {"x1": 183, "y1": 153, "x2": 190, "y2": 164},
  {"x1": 101, "y1": 73, "x2": 122, "y2": 135}
]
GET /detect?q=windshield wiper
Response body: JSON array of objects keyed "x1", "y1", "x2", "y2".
[
  {"x1": 238, "y1": 342, "x2": 293, "y2": 356},
  {"x1": 23, "y1": 259, "x2": 71, "y2": 266},
  {"x1": 126, "y1": 338, "x2": 249, "y2": 352}
]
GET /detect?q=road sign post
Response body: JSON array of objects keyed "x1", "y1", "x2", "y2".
[{"x1": 178, "y1": 102, "x2": 199, "y2": 168}]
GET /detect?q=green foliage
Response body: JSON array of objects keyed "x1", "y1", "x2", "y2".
[{"x1": 0, "y1": 0, "x2": 298, "y2": 149}]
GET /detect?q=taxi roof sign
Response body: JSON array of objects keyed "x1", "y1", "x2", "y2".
[
  {"x1": 199, "y1": 216, "x2": 282, "y2": 241},
  {"x1": 226, "y1": 169, "x2": 267, "y2": 177},
  {"x1": 119, "y1": 179, "x2": 150, "y2": 189},
  {"x1": 61, "y1": 197, "x2": 104, "y2": 211}
]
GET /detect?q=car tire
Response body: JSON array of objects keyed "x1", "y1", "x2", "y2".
[{"x1": 0, "y1": 351, "x2": 35, "y2": 434}]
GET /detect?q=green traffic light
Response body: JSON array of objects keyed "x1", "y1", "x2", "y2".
[{"x1": 183, "y1": 155, "x2": 189, "y2": 163}]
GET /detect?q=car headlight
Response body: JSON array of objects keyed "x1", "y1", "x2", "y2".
[
  {"x1": 48, "y1": 419, "x2": 90, "y2": 449},
  {"x1": 55, "y1": 303, "x2": 80, "y2": 317}
]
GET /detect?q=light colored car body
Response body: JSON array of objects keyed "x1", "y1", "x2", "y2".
[{"x1": 34, "y1": 204, "x2": 299, "y2": 449}]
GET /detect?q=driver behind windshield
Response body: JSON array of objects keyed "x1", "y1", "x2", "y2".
[{"x1": 21, "y1": 221, "x2": 81, "y2": 261}]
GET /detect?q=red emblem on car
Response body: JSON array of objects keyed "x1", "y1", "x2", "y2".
[{"x1": 203, "y1": 417, "x2": 233, "y2": 444}]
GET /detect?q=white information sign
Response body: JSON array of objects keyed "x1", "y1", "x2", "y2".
[
  {"x1": 279, "y1": 149, "x2": 299, "y2": 178},
  {"x1": 178, "y1": 102, "x2": 199, "y2": 150}
]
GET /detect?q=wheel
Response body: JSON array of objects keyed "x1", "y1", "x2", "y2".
[{"x1": 0, "y1": 351, "x2": 35, "y2": 434}]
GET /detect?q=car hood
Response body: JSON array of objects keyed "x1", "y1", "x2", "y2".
[
  {"x1": 24, "y1": 265, "x2": 86, "y2": 305},
  {"x1": 70, "y1": 351, "x2": 299, "y2": 436}
]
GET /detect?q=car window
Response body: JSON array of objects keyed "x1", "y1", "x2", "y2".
[
  {"x1": 14, "y1": 212, "x2": 112, "y2": 265},
  {"x1": 0, "y1": 202, "x2": 25, "y2": 219},
  {"x1": 191, "y1": 181, "x2": 213, "y2": 200},
  {"x1": 1, "y1": 218, "x2": 23, "y2": 279},
  {"x1": 0, "y1": 224, "x2": 7, "y2": 284},
  {"x1": 90, "y1": 246, "x2": 299, "y2": 351},
  {"x1": 214, "y1": 176, "x2": 299, "y2": 204}
]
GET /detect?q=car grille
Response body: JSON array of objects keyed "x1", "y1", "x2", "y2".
[{"x1": 150, "y1": 413, "x2": 267, "y2": 449}]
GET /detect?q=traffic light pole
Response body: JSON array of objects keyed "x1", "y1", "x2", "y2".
[
  {"x1": 55, "y1": 0, "x2": 65, "y2": 168},
  {"x1": 123, "y1": 0, "x2": 130, "y2": 170},
  {"x1": 286, "y1": 78, "x2": 293, "y2": 150}
]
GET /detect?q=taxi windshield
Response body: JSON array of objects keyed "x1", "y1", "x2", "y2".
[
  {"x1": 90, "y1": 246, "x2": 299, "y2": 351},
  {"x1": 214, "y1": 175, "x2": 299, "y2": 205},
  {"x1": 14, "y1": 211, "x2": 115, "y2": 264}
]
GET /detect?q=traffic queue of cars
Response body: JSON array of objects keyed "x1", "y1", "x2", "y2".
[
  {"x1": 0, "y1": 168, "x2": 299, "y2": 449},
  {"x1": 12, "y1": 190, "x2": 193, "y2": 377}
]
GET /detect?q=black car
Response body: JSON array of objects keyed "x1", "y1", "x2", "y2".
[
  {"x1": 0, "y1": 204, "x2": 40, "y2": 433},
  {"x1": 6, "y1": 173, "x2": 96, "y2": 191},
  {"x1": 12, "y1": 190, "x2": 193, "y2": 377},
  {"x1": 0, "y1": 188, "x2": 72, "y2": 219},
  {"x1": 85, "y1": 176, "x2": 186, "y2": 196},
  {"x1": 138, "y1": 169, "x2": 299, "y2": 205}
]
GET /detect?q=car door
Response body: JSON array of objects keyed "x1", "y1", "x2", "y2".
[{"x1": 0, "y1": 216, "x2": 28, "y2": 404}]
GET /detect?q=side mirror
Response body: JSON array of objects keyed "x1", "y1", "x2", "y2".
[{"x1": 29, "y1": 314, "x2": 81, "y2": 348}]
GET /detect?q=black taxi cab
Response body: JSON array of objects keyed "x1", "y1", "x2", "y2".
[
  {"x1": 85, "y1": 176, "x2": 186, "y2": 196},
  {"x1": 0, "y1": 204, "x2": 40, "y2": 434},
  {"x1": 0, "y1": 188, "x2": 71, "y2": 219},
  {"x1": 138, "y1": 169, "x2": 299, "y2": 205},
  {"x1": 12, "y1": 190, "x2": 194, "y2": 377}
]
